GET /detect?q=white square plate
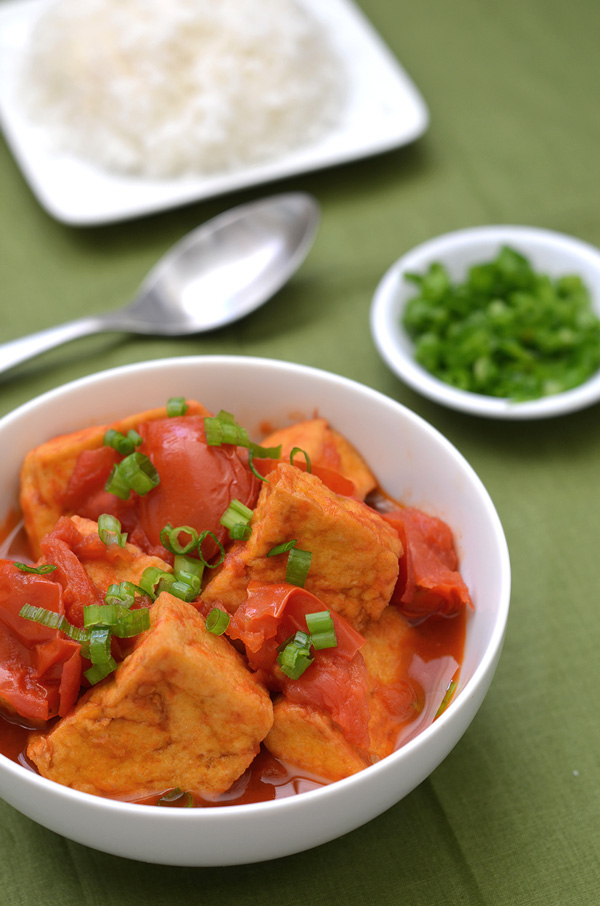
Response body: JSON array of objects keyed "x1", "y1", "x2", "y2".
[{"x1": 0, "y1": 0, "x2": 428, "y2": 226}]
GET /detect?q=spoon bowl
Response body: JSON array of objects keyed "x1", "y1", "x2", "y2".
[{"x1": 0, "y1": 193, "x2": 320, "y2": 373}]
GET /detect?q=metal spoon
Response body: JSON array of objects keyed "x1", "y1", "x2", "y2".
[{"x1": 0, "y1": 192, "x2": 320, "y2": 375}]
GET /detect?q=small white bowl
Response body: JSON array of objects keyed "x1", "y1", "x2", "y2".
[
  {"x1": 370, "y1": 226, "x2": 600, "y2": 419},
  {"x1": 0, "y1": 356, "x2": 510, "y2": 865}
]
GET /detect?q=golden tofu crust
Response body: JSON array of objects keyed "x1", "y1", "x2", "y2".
[
  {"x1": 203, "y1": 463, "x2": 401, "y2": 630},
  {"x1": 261, "y1": 418, "x2": 377, "y2": 500},
  {"x1": 27, "y1": 593, "x2": 273, "y2": 798}
]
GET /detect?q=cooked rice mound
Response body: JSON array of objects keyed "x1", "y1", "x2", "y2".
[{"x1": 19, "y1": 0, "x2": 345, "y2": 178}]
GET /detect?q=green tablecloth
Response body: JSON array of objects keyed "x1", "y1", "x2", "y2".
[{"x1": 1, "y1": 0, "x2": 599, "y2": 902}]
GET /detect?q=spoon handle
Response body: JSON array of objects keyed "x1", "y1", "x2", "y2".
[{"x1": 0, "y1": 314, "x2": 115, "y2": 375}]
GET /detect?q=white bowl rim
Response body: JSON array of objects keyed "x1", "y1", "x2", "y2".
[
  {"x1": 0, "y1": 356, "x2": 510, "y2": 827},
  {"x1": 370, "y1": 224, "x2": 600, "y2": 420}
]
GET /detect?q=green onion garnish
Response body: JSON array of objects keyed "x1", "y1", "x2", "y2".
[
  {"x1": 139, "y1": 566, "x2": 175, "y2": 599},
  {"x1": 88, "y1": 626, "x2": 112, "y2": 665},
  {"x1": 105, "y1": 452, "x2": 160, "y2": 500},
  {"x1": 173, "y1": 554, "x2": 204, "y2": 580},
  {"x1": 19, "y1": 603, "x2": 89, "y2": 643},
  {"x1": 290, "y1": 447, "x2": 311, "y2": 473},
  {"x1": 266, "y1": 540, "x2": 312, "y2": 586},
  {"x1": 14, "y1": 562, "x2": 56, "y2": 575},
  {"x1": 204, "y1": 410, "x2": 250, "y2": 447},
  {"x1": 277, "y1": 630, "x2": 314, "y2": 679},
  {"x1": 220, "y1": 499, "x2": 253, "y2": 539},
  {"x1": 104, "y1": 581, "x2": 144, "y2": 609},
  {"x1": 98, "y1": 513, "x2": 127, "y2": 548},
  {"x1": 160, "y1": 523, "x2": 199, "y2": 555},
  {"x1": 157, "y1": 788, "x2": 194, "y2": 807},
  {"x1": 166, "y1": 397, "x2": 188, "y2": 417},
  {"x1": 305, "y1": 610, "x2": 338, "y2": 650},
  {"x1": 267, "y1": 540, "x2": 298, "y2": 557},
  {"x1": 435, "y1": 680, "x2": 458, "y2": 718},
  {"x1": 197, "y1": 531, "x2": 225, "y2": 568},
  {"x1": 205, "y1": 608, "x2": 231, "y2": 635},
  {"x1": 84, "y1": 603, "x2": 119, "y2": 627},
  {"x1": 85, "y1": 658, "x2": 118, "y2": 685},
  {"x1": 103, "y1": 428, "x2": 143, "y2": 456},
  {"x1": 286, "y1": 547, "x2": 312, "y2": 587}
]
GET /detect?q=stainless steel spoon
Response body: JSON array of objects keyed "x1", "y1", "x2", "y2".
[{"x1": 0, "y1": 192, "x2": 320, "y2": 375}]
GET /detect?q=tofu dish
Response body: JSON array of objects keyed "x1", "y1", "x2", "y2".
[{"x1": 0, "y1": 399, "x2": 472, "y2": 806}]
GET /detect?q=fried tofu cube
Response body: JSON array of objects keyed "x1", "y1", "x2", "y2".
[
  {"x1": 203, "y1": 463, "x2": 401, "y2": 630},
  {"x1": 261, "y1": 418, "x2": 377, "y2": 500},
  {"x1": 20, "y1": 401, "x2": 209, "y2": 557},
  {"x1": 265, "y1": 699, "x2": 370, "y2": 782},
  {"x1": 27, "y1": 593, "x2": 273, "y2": 798}
]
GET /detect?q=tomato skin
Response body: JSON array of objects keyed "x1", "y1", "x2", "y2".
[
  {"x1": 0, "y1": 560, "x2": 81, "y2": 722},
  {"x1": 227, "y1": 582, "x2": 370, "y2": 748},
  {"x1": 61, "y1": 446, "x2": 138, "y2": 531},
  {"x1": 383, "y1": 508, "x2": 472, "y2": 622},
  {"x1": 138, "y1": 416, "x2": 259, "y2": 559}
]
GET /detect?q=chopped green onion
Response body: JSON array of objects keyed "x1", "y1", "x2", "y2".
[
  {"x1": 205, "y1": 608, "x2": 231, "y2": 635},
  {"x1": 104, "y1": 581, "x2": 144, "y2": 609},
  {"x1": 139, "y1": 566, "x2": 175, "y2": 599},
  {"x1": 277, "y1": 630, "x2": 314, "y2": 679},
  {"x1": 204, "y1": 410, "x2": 250, "y2": 447},
  {"x1": 305, "y1": 610, "x2": 338, "y2": 650},
  {"x1": 111, "y1": 607, "x2": 150, "y2": 638},
  {"x1": 197, "y1": 531, "x2": 225, "y2": 568},
  {"x1": 105, "y1": 464, "x2": 131, "y2": 500},
  {"x1": 173, "y1": 554, "x2": 204, "y2": 580},
  {"x1": 89, "y1": 626, "x2": 112, "y2": 665},
  {"x1": 267, "y1": 539, "x2": 298, "y2": 557},
  {"x1": 157, "y1": 788, "x2": 194, "y2": 807},
  {"x1": 118, "y1": 452, "x2": 160, "y2": 496},
  {"x1": 169, "y1": 574, "x2": 202, "y2": 602},
  {"x1": 220, "y1": 499, "x2": 253, "y2": 530},
  {"x1": 85, "y1": 657, "x2": 118, "y2": 685},
  {"x1": 435, "y1": 680, "x2": 458, "y2": 718},
  {"x1": 98, "y1": 513, "x2": 127, "y2": 548},
  {"x1": 286, "y1": 547, "x2": 312, "y2": 588},
  {"x1": 290, "y1": 447, "x2": 311, "y2": 473},
  {"x1": 83, "y1": 603, "x2": 119, "y2": 628},
  {"x1": 247, "y1": 446, "x2": 269, "y2": 483},
  {"x1": 19, "y1": 603, "x2": 89, "y2": 643},
  {"x1": 103, "y1": 428, "x2": 143, "y2": 456},
  {"x1": 14, "y1": 562, "x2": 56, "y2": 575},
  {"x1": 220, "y1": 499, "x2": 253, "y2": 539},
  {"x1": 166, "y1": 397, "x2": 188, "y2": 417},
  {"x1": 249, "y1": 442, "x2": 282, "y2": 459},
  {"x1": 229, "y1": 523, "x2": 252, "y2": 541},
  {"x1": 160, "y1": 523, "x2": 199, "y2": 555}
]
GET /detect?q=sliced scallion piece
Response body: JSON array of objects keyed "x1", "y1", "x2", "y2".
[
  {"x1": 139, "y1": 566, "x2": 175, "y2": 599},
  {"x1": 220, "y1": 499, "x2": 253, "y2": 539},
  {"x1": 166, "y1": 396, "x2": 188, "y2": 417},
  {"x1": 435, "y1": 680, "x2": 458, "y2": 718},
  {"x1": 205, "y1": 608, "x2": 231, "y2": 635},
  {"x1": 286, "y1": 547, "x2": 312, "y2": 588},
  {"x1": 98, "y1": 513, "x2": 127, "y2": 548},
  {"x1": 89, "y1": 626, "x2": 112, "y2": 665},
  {"x1": 204, "y1": 410, "x2": 250, "y2": 447},
  {"x1": 111, "y1": 607, "x2": 150, "y2": 638},
  {"x1": 277, "y1": 630, "x2": 313, "y2": 679},
  {"x1": 103, "y1": 428, "x2": 143, "y2": 456},
  {"x1": 290, "y1": 446, "x2": 311, "y2": 473},
  {"x1": 160, "y1": 523, "x2": 199, "y2": 555},
  {"x1": 85, "y1": 657, "x2": 118, "y2": 685},
  {"x1": 118, "y1": 452, "x2": 160, "y2": 496},
  {"x1": 267, "y1": 539, "x2": 298, "y2": 557},
  {"x1": 197, "y1": 531, "x2": 225, "y2": 568},
  {"x1": 14, "y1": 562, "x2": 56, "y2": 575},
  {"x1": 305, "y1": 610, "x2": 338, "y2": 650},
  {"x1": 19, "y1": 603, "x2": 89, "y2": 643}
]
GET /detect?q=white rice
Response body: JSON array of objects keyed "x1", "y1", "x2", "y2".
[{"x1": 18, "y1": 0, "x2": 345, "y2": 178}]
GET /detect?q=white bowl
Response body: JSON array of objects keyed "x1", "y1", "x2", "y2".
[
  {"x1": 0, "y1": 356, "x2": 510, "y2": 865},
  {"x1": 370, "y1": 226, "x2": 600, "y2": 419}
]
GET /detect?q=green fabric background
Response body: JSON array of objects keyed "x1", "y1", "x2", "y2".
[{"x1": 1, "y1": 0, "x2": 599, "y2": 902}]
